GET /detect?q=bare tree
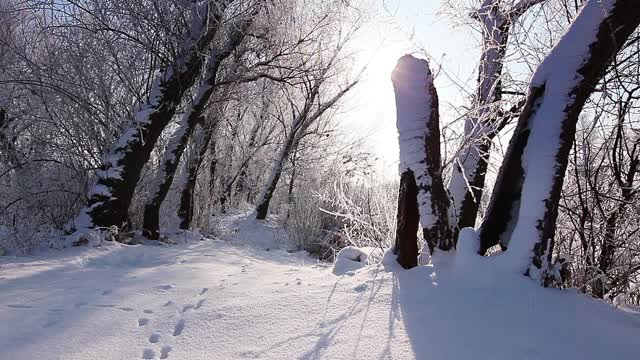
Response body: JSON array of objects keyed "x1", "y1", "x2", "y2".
[
  {"x1": 71, "y1": 1, "x2": 234, "y2": 232},
  {"x1": 478, "y1": 0, "x2": 640, "y2": 284},
  {"x1": 447, "y1": 0, "x2": 545, "y2": 233}
]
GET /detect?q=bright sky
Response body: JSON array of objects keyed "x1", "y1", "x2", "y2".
[{"x1": 344, "y1": 0, "x2": 480, "y2": 176}]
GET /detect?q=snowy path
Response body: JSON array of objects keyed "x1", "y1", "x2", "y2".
[{"x1": 1, "y1": 219, "x2": 640, "y2": 359}]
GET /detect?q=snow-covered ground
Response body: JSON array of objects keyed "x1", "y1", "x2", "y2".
[{"x1": 1, "y1": 215, "x2": 639, "y2": 360}]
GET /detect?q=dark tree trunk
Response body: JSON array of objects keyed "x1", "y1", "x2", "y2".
[
  {"x1": 0, "y1": 108, "x2": 19, "y2": 167},
  {"x1": 71, "y1": 3, "x2": 228, "y2": 231},
  {"x1": 255, "y1": 135, "x2": 296, "y2": 220},
  {"x1": 178, "y1": 129, "x2": 212, "y2": 231},
  {"x1": 422, "y1": 80, "x2": 453, "y2": 251},
  {"x1": 392, "y1": 55, "x2": 452, "y2": 254},
  {"x1": 394, "y1": 171, "x2": 420, "y2": 269},
  {"x1": 141, "y1": 17, "x2": 251, "y2": 239},
  {"x1": 478, "y1": 0, "x2": 640, "y2": 283},
  {"x1": 449, "y1": 1, "x2": 543, "y2": 233}
]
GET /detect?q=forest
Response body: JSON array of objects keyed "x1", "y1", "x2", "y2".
[{"x1": 1, "y1": 1, "x2": 640, "y2": 359}]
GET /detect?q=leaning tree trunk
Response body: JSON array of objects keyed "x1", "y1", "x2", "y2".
[
  {"x1": 142, "y1": 19, "x2": 252, "y2": 239},
  {"x1": 255, "y1": 133, "x2": 296, "y2": 220},
  {"x1": 391, "y1": 55, "x2": 452, "y2": 264},
  {"x1": 254, "y1": 79, "x2": 356, "y2": 220},
  {"x1": 448, "y1": 0, "x2": 544, "y2": 233},
  {"x1": 70, "y1": 1, "x2": 229, "y2": 232},
  {"x1": 478, "y1": 0, "x2": 640, "y2": 284},
  {"x1": 178, "y1": 127, "x2": 213, "y2": 230}
]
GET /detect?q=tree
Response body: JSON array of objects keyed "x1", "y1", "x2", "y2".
[
  {"x1": 254, "y1": 73, "x2": 357, "y2": 219},
  {"x1": 478, "y1": 0, "x2": 640, "y2": 284},
  {"x1": 141, "y1": 11, "x2": 256, "y2": 239},
  {"x1": 447, "y1": 0, "x2": 545, "y2": 233},
  {"x1": 70, "y1": 1, "x2": 233, "y2": 232},
  {"x1": 391, "y1": 55, "x2": 452, "y2": 269}
]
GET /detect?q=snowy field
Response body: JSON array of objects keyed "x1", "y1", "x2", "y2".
[{"x1": 1, "y1": 216, "x2": 640, "y2": 360}]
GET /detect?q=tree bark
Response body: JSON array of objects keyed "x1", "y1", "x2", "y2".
[
  {"x1": 178, "y1": 128, "x2": 212, "y2": 230},
  {"x1": 478, "y1": 0, "x2": 640, "y2": 284},
  {"x1": 391, "y1": 55, "x2": 452, "y2": 254},
  {"x1": 142, "y1": 17, "x2": 252, "y2": 239},
  {"x1": 70, "y1": 1, "x2": 229, "y2": 231},
  {"x1": 448, "y1": 0, "x2": 544, "y2": 233},
  {"x1": 393, "y1": 170, "x2": 421, "y2": 268},
  {"x1": 255, "y1": 134, "x2": 295, "y2": 220}
]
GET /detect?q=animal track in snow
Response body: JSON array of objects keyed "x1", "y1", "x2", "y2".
[
  {"x1": 160, "y1": 346, "x2": 172, "y2": 359},
  {"x1": 195, "y1": 299, "x2": 206, "y2": 310},
  {"x1": 142, "y1": 348, "x2": 155, "y2": 359},
  {"x1": 173, "y1": 319, "x2": 185, "y2": 336},
  {"x1": 138, "y1": 318, "x2": 149, "y2": 326},
  {"x1": 148, "y1": 333, "x2": 160, "y2": 343}
]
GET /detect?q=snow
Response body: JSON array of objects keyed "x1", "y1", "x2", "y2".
[
  {"x1": 391, "y1": 55, "x2": 438, "y2": 229},
  {"x1": 2, "y1": 214, "x2": 640, "y2": 359},
  {"x1": 505, "y1": 0, "x2": 615, "y2": 276}
]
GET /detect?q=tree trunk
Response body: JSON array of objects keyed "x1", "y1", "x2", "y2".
[
  {"x1": 178, "y1": 128, "x2": 212, "y2": 230},
  {"x1": 70, "y1": 2, "x2": 228, "y2": 231},
  {"x1": 255, "y1": 134, "x2": 296, "y2": 220},
  {"x1": 448, "y1": 0, "x2": 544, "y2": 232},
  {"x1": 391, "y1": 55, "x2": 452, "y2": 254},
  {"x1": 142, "y1": 17, "x2": 252, "y2": 239},
  {"x1": 478, "y1": 0, "x2": 640, "y2": 284},
  {"x1": 394, "y1": 170, "x2": 421, "y2": 268}
]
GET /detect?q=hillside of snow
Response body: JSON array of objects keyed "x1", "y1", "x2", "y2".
[{"x1": 1, "y1": 215, "x2": 639, "y2": 360}]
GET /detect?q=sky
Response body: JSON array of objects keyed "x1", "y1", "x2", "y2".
[{"x1": 343, "y1": 0, "x2": 481, "y2": 176}]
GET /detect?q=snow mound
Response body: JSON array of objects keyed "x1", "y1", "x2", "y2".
[{"x1": 333, "y1": 246, "x2": 385, "y2": 275}]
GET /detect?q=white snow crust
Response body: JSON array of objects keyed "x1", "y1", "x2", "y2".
[{"x1": 2, "y1": 212, "x2": 639, "y2": 359}]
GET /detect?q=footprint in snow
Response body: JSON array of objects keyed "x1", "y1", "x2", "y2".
[
  {"x1": 155, "y1": 284, "x2": 173, "y2": 290},
  {"x1": 118, "y1": 307, "x2": 134, "y2": 312},
  {"x1": 142, "y1": 348, "x2": 155, "y2": 359},
  {"x1": 173, "y1": 319, "x2": 185, "y2": 336},
  {"x1": 163, "y1": 300, "x2": 174, "y2": 307},
  {"x1": 353, "y1": 283, "x2": 368, "y2": 292},
  {"x1": 148, "y1": 333, "x2": 160, "y2": 343},
  {"x1": 195, "y1": 299, "x2": 206, "y2": 309},
  {"x1": 101, "y1": 289, "x2": 112, "y2": 296},
  {"x1": 138, "y1": 318, "x2": 149, "y2": 326},
  {"x1": 160, "y1": 346, "x2": 172, "y2": 359},
  {"x1": 199, "y1": 288, "x2": 208, "y2": 295},
  {"x1": 143, "y1": 309, "x2": 154, "y2": 314}
]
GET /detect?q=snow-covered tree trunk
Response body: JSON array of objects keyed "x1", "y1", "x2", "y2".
[
  {"x1": 70, "y1": 1, "x2": 229, "y2": 232},
  {"x1": 448, "y1": 0, "x2": 544, "y2": 233},
  {"x1": 478, "y1": 0, "x2": 640, "y2": 284},
  {"x1": 392, "y1": 55, "x2": 452, "y2": 258},
  {"x1": 142, "y1": 19, "x2": 253, "y2": 239}
]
